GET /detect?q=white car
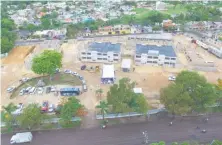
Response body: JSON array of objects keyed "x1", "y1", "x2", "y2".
[
  {"x1": 82, "y1": 80, "x2": 86, "y2": 84},
  {"x1": 48, "y1": 104, "x2": 55, "y2": 112},
  {"x1": 168, "y1": 76, "x2": 176, "y2": 81},
  {"x1": 19, "y1": 89, "x2": 26, "y2": 96},
  {"x1": 37, "y1": 87, "x2": 44, "y2": 94},
  {"x1": 11, "y1": 103, "x2": 24, "y2": 115},
  {"x1": 50, "y1": 86, "x2": 56, "y2": 92},
  {"x1": 71, "y1": 72, "x2": 78, "y2": 76},
  {"x1": 7, "y1": 86, "x2": 16, "y2": 93},
  {"x1": 21, "y1": 77, "x2": 30, "y2": 82},
  {"x1": 64, "y1": 69, "x2": 72, "y2": 74}
]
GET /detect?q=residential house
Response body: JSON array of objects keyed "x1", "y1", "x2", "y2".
[
  {"x1": 156, "y1": 1, "x2": 167, "y2": 11},
  {"x1": 79, "y1": 42, "x2": 121, "y2": 63}
]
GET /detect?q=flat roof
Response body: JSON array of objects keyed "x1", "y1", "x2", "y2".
[
  {"x1": 121, "y1": 59, "x2": 131, "y2": 69},
  {"x1": 102, "y1": 65, "x2": 115, "y2": 78},
  {"x1": 133, "y1": 88, "x2": 143, "y2": 94},
  {"x1": 60, "y1": 88, "x2": 80, "y2": 92},
  {"x1": 88, "y1": 42, "x2": 121, "y2": 53},
  {"x1": 136, "y1": 44, "x2": 176, "y2": 57}
]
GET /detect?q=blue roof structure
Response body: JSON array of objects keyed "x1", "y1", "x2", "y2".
[
  {"x1": 88, "y1": 42, "x2": 121, "y2": 53},
  {"x1": 136, "y1": 44, "x2": 176, "y2": 57},
  {"x1": 60, "y1": 88, "x2": 80, "y2": 92}
]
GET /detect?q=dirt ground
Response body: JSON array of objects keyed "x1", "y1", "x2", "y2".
[
  {"x1": 2, "y1": 46, "x2": 35, "y2": 64},
  {"x1": 1, "y1": 34, "x2": 222, "y2": 112}
]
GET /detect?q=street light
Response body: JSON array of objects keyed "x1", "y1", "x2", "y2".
[{"x1": 142, "y1": 131, "x2": 149, "y2": 144}]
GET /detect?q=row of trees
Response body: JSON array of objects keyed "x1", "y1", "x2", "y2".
[
  {"x1": 1, "y1": 97, "x2": 85, "y2": 132},
  {"x1": 1, "y1": 7, "x2": 17, "y2": 54},
  {"x1": 160, "y1": 71, "x2": 222, "y2": 116}
]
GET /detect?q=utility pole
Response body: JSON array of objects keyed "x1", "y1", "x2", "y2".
[{"x1": 142, "y1": 131, "x2": 149, "y2": 144}]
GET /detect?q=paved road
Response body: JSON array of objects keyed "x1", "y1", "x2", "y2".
[{"x1": 2, "y1": 115, "x2": 222, "y2": 145}]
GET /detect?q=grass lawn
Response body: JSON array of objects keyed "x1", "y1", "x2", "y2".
[
  {"x1": 163, "y1": 4, "x2": 188, "y2": 15},
  {"x1": 10, "y1": 73, "x2": 82, "y2": 99}
]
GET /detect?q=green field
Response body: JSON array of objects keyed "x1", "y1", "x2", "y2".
[{"x1": 163, "y1": 4, "x2": 188, "y2": 15}]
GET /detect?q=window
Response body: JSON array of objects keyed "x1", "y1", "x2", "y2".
[
  {"x1": 103, "y1": 53, "x2": 107, "y2": 56},
  {"x1": 103, "y1": 58, "x2": 107, "y2": 60},
  {"x1": 114, "y1": 54, "x2": 118, "y2": 56},
  {"x1": 98, "y1": 58, "x2": 102, "y2": 60},
  {"x1": 81, "y1": 52, "x2": 86, "y2": 55},
  {"x1": 153, "y1": 61, "x2": 157, "y2": 63},
  {"x1": 148, "y1": 56, "x2": 152, "y2": 58},
  {"x1": 136, "y1": 55, "x2": 141, "y2": 58},
  {"x1": 164, "y1": 62, "x2": 169, "y2": 64},
  {"x1": 87, "y1": 57, "x2": 91, "y2": 59},
  {"x1": 171, "y1": 58, "x2": 176, "y2": 60},
  {"x1": 114, "y1": 59, "x2": 118, "y2": 61},
  {"x1": 98, "y1": 53, "x2": 101, "y2": 55},
  {"x1": 82, "y1": 57, "x2": 86, "y2": 59},
  {"x1": 153, "y1": 57, "x2": 158, "y2": 59},
  {"x1": 147, "y1": 61, "x2": 152, "y2": 63},
  {"x1": 165, "y1": 57, "x2": 169, "y2": 60},
  {"x1": 87, "y1": 53, "x2": 91, "y2": 55}
]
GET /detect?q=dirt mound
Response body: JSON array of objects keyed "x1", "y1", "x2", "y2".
[{"x1": 2, "y1": 46, "x2": 35, "y2": 64}]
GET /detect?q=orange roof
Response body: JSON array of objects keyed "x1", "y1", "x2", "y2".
[
  {"x1": 40, "y1": 12, "x2": 46, "y2": 17},
  {"x1": 65, "y1": 18, "x2": 71, "y2": 22}
]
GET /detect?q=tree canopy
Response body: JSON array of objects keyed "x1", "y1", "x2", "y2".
[
  {"x1": 96, "y1": 101, "x2": 109, "y2": 121},
  {"x1": 31, "y1": 50, "x2": 62, "y2": 76},
  {"x1": 107, "y1": 78, "x2": 148, "y2": 114},
  {"x1": 17, "y1": 103, "x2": 45, "y2": 129},
  {"x1": 160, "y1": 71, "x2": 219, "y2": 115}
]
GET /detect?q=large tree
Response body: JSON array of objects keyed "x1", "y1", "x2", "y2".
[
  {"x1": 107, "y1": 78, "x2": 149, "y2": 114},
  {"x1": 96, "y1": 101, "x2": 109, "y2": 121},
  {"x1": 17, "y1": 103, "x2": 45, "y2": 129},
  {"x1": 31, "y1": 50, "x2": 62, "y2": 76},
  {"x1": 160, "y1": 71, "x2": 219, "y2": 115},
  {"x1": 60, "y1": 97, "x2": 83, "y2": 123}
]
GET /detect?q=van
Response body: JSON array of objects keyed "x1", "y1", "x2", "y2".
[
  {"x1": 10, "y1": 132, "x2": 33, "y2": 144},
  {"x1": 83, "y1": 85, "x2": 87, "y2": 92}
]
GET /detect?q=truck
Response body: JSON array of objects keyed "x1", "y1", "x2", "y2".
[{"x1": 10, "y1": 132, "x2": 33, "y2": 144}]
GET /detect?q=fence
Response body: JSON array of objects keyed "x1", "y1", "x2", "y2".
[
  {"x1": 96, "y1": 108, "x2": 167, "y2": 120},
  {"x1": 1, "y1": 117, "x2": 81, "y2": 127}
]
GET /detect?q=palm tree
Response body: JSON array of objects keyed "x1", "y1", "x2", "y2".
[
  {"x1": 96, "y1": 101, "x2": 109, "y2": 122},
  {"x1": 96, "y1": 88, "x2": 103, "y2": 100}
]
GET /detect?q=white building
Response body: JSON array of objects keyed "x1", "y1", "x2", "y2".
[
  {"x1": 156, "y1": 1, "x2": 167, "y2": 11},
  {"x1": 101, "y1": 64, "x2": 115, "y2": 84},
  {"x1": 135, "y1": 44, "x2": 177, "y2": 67},
  {"x1": 80, "y1": 42, "x2": 121, "y2": 63}
]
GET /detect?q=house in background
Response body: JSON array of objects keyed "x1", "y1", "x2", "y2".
[{"x1": 156, "y1": 1, "x2": 167, "y2": 11}]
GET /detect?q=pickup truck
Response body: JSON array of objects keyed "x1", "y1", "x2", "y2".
[{"x1": 10, "y1": 132, "x2": 33, "y2": 144}]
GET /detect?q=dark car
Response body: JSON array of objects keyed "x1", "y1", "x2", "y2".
[
  {"x1": 81, "y1": 65, "x2": 86, "y2": 70},
  {"x1": 46, "y1": 87, "x2": 51, "y2": 94}
]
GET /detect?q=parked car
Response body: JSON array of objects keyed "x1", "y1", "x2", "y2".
[
  {"x1": 7, "y1": 86, "x2": 16, "y2": 93},
  {"x1": 19, "y1": 89, "x2": 26, "y2": 96},
  {"x1": 48, "y1": 104, "x2": 55, "y2": 112},
  {"x1": 46, "y1": 87, "x2": 51, "y2": 94},
  {"x1": 25, "y1": 87, "x2": 32, "y2": 94},
  {"x1": 19, "y1": 77, "x2": 30, "y2": 83},
  {"x1": 29, "y1": 87, "x2": 36, "y2": 94},
  {"x1": 37, "y1": 87, "x2": 44, "y2": 94},
  {"x1": 82, "y1": 80, "x2": 86, "y2": 84},
  {"x1": 168, "y1": 76, "x2": 176, "y2": 81},
  {"x1": 41, "y1": 101, "x2": 49, "y2": 112},
  {"x1": 79, "y1": 76, "x2": 84, "y2": 80},
  {"x1": 64, "y1": 69, "x2": 72, "y2": 74},
  {"x1": 71, "y1": 72, "x2": 78, "y2": 76},
  {"x1": 81, "y1": 65, "x2": 86, "y2": 70},
  {"x1": 83, "y1": 85, "x2": 87, "y2": 92},
  {"x1": 50, "y1": 86, "x2": 56, "y2": 92}
]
